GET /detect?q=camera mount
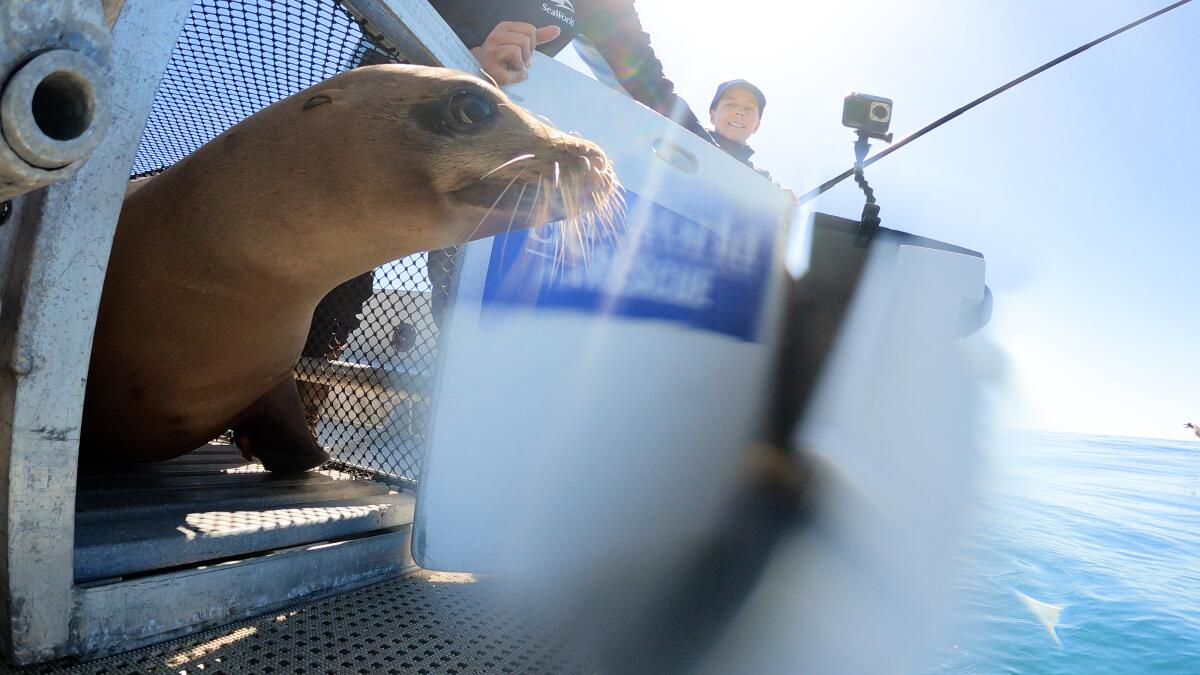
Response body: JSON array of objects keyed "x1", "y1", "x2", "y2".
[
  {"x1": 852, "y1": 130, "x2": 883, "y2": 244},
  {"x1": 841, "y1": 92, "x2": 894, "y2": 244}
]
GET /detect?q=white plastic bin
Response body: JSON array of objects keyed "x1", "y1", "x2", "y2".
[{"x1": 413, "y1": 55, "x2": 799, "y2": 577}]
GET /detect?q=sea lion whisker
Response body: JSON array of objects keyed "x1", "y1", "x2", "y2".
[
  {"x1": 550, "y1": 210, "x2": 563, "y2": 276},
  {"x1": 610, "y1": 183, "x2": 625, "y2": 215},
  {"x1": 609, "y1": 202, "x2": 624, "y2": 241},
  {"x1": 464, "y1": 168, "x2": 528, "y2": 243},
  {"x1": 591, "y1": 192, "x2": 613, "y2": 245},
  {"x1": 567, "y1": 197, "x2": 584, "y2": 266},
  {"x1": 584, "y1": 211, "x2": 600, "y2": 260},
  {"x1": 477, "y1": 68, "x2": 501, "y2": 89},
  {"x1": 539, "y1": 116, "x2": 563, "y2": 141},
  {"x1": 605, "y1": 186, "x2": 627, "y2": 227},
  {"x1": 553, "y1": 181, "x2": 570, "y2": 272},
  {"x1": 593, "y1": 187, "x2": 623, "y2": 246},
  {"x1": 584, "y1": 181, "x2": 602, "y2": 251},
  {"x1": 496, "y1": 181, "x2": 529, "y2": 267},
  {"x1": 530, "y1": 173, "x2": 547, "y2": 236},
  {"x1": 539, "y1": 175, "x2": 567, "y2": 279},
  {"x1": 562, "y1": 177, "x2": 589, "y2": 267},
  {"x1": 481, "y1": 154, "x2": 536, "y2": 180},
  {"x1": 507, "y1": 181, "x2": 529, "y2": 235},
  {"x1": 531, "y1": 172, "x2": 544, "y2": 214},
  {"x1": 576, "y1": 177, "x2": 599, "y2": 261},
  {"x1": 552, "y1": 179, "x2": 572, "y2": 279},
  {"x1": 585, "y1": 196, "x2": 600, "y2": 260}
]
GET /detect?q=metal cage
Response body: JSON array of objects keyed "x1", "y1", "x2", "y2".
[{"x1": 0, "y1": 0, "x2": 478, "y2": 663}]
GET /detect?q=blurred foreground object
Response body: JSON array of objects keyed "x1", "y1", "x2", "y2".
[
  {"x1": 703, "y1": 215, "x2": 990, "y2": 674},
  {"x1": 411, "y1": 50, "x2": 993, "y2": 674}
]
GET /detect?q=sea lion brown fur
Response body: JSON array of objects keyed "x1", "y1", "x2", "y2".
[{"x1": 81, "y1": 64, "x2": 617, "y2": 472}]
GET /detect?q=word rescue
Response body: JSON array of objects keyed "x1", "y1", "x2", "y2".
[{"x1": 483, "y1": 191, "x2": 774, "y2": 342}]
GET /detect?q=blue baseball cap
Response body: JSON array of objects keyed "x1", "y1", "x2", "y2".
[{"x1": 710, "y1": 79, "x2": 766, "y2": 114}]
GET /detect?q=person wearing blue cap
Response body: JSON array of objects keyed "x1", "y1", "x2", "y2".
[{"x1": 709, "y1": 79, "x2": 771, "y2": 179}]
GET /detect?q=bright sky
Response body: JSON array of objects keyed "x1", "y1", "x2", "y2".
[{"x1": 560, "y1": 0, "x2": 1200, "y2": 439}]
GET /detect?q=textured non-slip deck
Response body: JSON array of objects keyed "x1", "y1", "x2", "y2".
[
  {"x1": 13, "y1": 570, "x2": 593, "y2": 675},
  {"x1": 46, "y1": 444, "x2": 593, "y2": 674},
  {"x1": 75, "y1": 444, "x2": 414, "y2": 583}
]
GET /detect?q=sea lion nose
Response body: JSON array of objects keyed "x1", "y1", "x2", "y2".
[
  {"x1": 564, "y1": 139, "x2": 611, "y2": 179},
  {"x1": 574, "y1": 153, "x2": 613, "y2": 197},
  {"x1": 533, "y1": 126, "x2": 616, "y2": 205}
]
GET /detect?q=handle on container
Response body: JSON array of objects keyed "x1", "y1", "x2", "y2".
[{"x1": 651, "y1": 138, "x2": 699, "y2": 174}]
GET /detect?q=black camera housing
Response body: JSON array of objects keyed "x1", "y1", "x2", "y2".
[{"x1": 842, "y1": 93, "x2": 893, "y2": 138}]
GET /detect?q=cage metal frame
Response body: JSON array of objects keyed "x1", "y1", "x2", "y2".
[{"x1": 0, "y1": 0, "x2": 477, "y2": 664}]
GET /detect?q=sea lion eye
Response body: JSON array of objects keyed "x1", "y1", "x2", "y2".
[{"x1": 444, "y1": 90, "x2": 497, "y2": 132}]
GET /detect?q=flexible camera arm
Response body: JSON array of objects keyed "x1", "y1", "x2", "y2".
[{"x1": 852, "y1": 131, "x2": 885, "y2": 244}]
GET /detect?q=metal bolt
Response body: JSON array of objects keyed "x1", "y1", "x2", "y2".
[
  {"x1": 11, "y1": 352, "x2": 33, "y2": 375},
  {"x1": 0, "y1": 50, "x2": 111, "y2": 170}
]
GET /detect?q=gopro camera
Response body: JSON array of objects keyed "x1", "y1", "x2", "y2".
[{"x1": 842, "y1": 93, "x2": 893, "y2": 140}]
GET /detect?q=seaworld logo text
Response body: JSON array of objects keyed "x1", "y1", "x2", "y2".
[{"x1": 542, "y1": 1, "x2": 576, "y2": 27}]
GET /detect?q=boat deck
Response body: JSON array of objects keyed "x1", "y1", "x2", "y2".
[
  {"x1": 75, "y1": 444, "x2": 414, "y2": 585},
  {"x1": 12, "y1": 569, "x2": 592, "y2": 674},
  {"x1": 19, "y1": 445, "x2": 595, "y2": 673}
]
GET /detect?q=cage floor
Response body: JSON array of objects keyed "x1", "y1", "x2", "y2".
[
  {"x1": 75, "y1": 444, "x2": 414, "y2": 583},
  {"x1": 14, "y1": 569, "x2": 594, "y2": 675}
]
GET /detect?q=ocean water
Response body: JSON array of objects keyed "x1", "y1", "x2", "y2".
[{"x1": 930, "y1": 432, "x2": 1200, "y2": 674}]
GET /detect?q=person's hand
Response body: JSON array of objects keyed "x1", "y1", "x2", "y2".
[{"x1": 470, "y1": 22, "x2": 562, "y2": 85}]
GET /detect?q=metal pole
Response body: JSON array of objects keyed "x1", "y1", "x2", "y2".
[{"x1": 0, "y1": 0, "x2": 191, "y2": 663}]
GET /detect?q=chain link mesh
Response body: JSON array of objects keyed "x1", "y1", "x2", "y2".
[{"x1": 133, "y1": 0, "x2": 456, "y2": 483}]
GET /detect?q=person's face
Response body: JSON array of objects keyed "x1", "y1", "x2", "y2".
[{"x1": 710, "y1": 88, "x2": 761, "y2": 144}]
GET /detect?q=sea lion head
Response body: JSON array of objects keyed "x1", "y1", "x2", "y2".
[{"x1": 212, "y1": 64, "x2": 618, "y2": 271}]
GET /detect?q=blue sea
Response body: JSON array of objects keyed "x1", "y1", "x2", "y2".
[{"x1": 930, "y1": 432, "x2": 1200, "y2": 674}]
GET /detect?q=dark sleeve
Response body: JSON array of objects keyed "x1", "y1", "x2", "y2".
[
  {"x1": 425, "y1": 0, "x2": 494, "y2": 50},
  {"x1": 576, "y1": 0, "x2": 713, "y2": 143}
]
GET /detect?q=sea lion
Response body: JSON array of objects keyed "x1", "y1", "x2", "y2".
[{"x1": 81, "y1": 63, "x2": 617, "y2": 472}]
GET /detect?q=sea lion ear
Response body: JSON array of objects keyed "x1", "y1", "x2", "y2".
[{"x1": 302, "y1": 94, "x2": 334, "y2": 111}]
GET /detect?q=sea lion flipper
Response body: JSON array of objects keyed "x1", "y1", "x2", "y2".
[{"x1": 232, "y1": 377, "x2": 329, "y2": 474}]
